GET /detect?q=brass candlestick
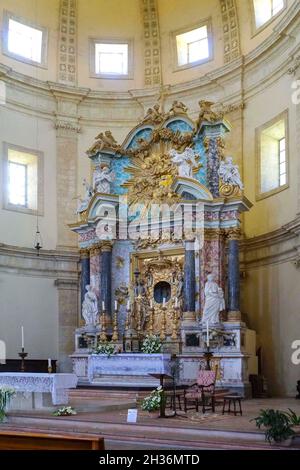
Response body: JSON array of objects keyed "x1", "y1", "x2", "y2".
[
  {"x1": 100, "y1": 309, "x2": 107, "y2": 342},
  {"x1": 148, "y1": 306, "x2": 154, "y2": 336},
  {"x1": 18, "y1": 348, "x2": 28, "y2": 372},
  {"x1": 112, "y1": 308, "x2": 119, "y2": 342},
  {"x1": 48, "y1": 366, "x2": 53, "y2": 374},
  {"x1": 171, "y1": 306, "x2": 179, "y2": 340},
  {"x1": 124, "y1": 307, "x2": 130, "y2": 336},
  {"x1": 160, "y1": 305, "x2": 166, "y2": 341}
]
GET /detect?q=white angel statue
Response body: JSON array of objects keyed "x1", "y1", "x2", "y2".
[
  {"x1": 93, "y1": 164, "x2": 115, "y2": 194},
  {"x1": 219, "y1": 157, "x2": 244, "y2": 190},
  {"x1": 170, "y1": 148, "x2": 198, "y2": 179}
]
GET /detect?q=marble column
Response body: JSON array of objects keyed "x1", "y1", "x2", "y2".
[
  {"x1": 100, "y1": 242, "x2": 113, "y2": 317},
  {"x1": 183, "y1": 241, "x2": 196, "y2": 320},
  {"x1": 79, "y1": 248, "x2": 90, "y2": 313},
  {"x1": 198, "y1": 122, "x2": 230, "y2": 198},
  {"x1": 89, "y1": 244, "x2": 101, "y2": 307},
  {"x1": 227, "y1": 229, "x2": 241, "y2": 321}
]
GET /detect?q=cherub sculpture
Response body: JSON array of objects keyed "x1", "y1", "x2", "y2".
[{"x1": 219, "y1": 157, "x2": 244, "y2": 190}]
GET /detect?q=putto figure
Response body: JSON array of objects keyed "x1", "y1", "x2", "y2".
[
  {"x1": 202, "y1": 274, "x2": 225, "y2": 326},
  {"x1": 93, "y1": 164, "x2": 115, "y2": 194},
  {"x1": 82, "y1": 285, "x2": 98, "y2": 327},
  {"x1": 219, "y1": 157, "x2": 244, "y2": 190},
  {"x1": 170, "y1": 147, "x2": 199, "y2": 178},
  {"x1": 169, "y1": 100, "x2": 188, "y2": 116}
]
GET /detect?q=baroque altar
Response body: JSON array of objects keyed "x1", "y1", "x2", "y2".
[{"x1": 70, "y1": 100, "x2": 257, "y2": 396}]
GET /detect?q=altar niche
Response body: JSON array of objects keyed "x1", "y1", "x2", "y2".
[{"x1": 70, "y1": 100, "x2": 257, "y2": 395}]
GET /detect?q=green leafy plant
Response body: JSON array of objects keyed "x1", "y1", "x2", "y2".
[
  {"x1": 141, "y1": 335, "x2": 162, "y2": 354},
  {"x1": 0, "y1": 386, "x2": 15, "y2": 422},
  {"x1": 93, "y1": 342, "x2": 117, "y2": 357},
  {"x1": 53, "y1": 406, "x2": 77, "y2": 417},
  {"x1": 141, "y1": 386, "x2": 165, "y2": 412},
  {"x1": 252, "y1": 409, "x2": 295, "y2": 444},
  {"x1": 285, "y1": 408, "x2": 300, "y2": 426}
]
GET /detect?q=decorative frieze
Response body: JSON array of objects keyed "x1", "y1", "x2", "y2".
[
  {"x1": 58, "y1": 0, "x2": 77, "y2": 85},
  {"x1": 140, "y1": 0, "x2": 162, "y2": 87},
  {"x1": 219, "y1": 0, "x2": 241, "y2": 64}
]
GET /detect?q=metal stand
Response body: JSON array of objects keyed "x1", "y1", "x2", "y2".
[
  {"x1": 203, "y1": 345, "x2": 213, "y2": 371},
  {"x1": 18, "y1": 348, "x2": 28, "y2": 372}
]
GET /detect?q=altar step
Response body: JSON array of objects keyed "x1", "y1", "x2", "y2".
[{"x1": 6, "y1": 413, "x2": 300, "y2": 450}]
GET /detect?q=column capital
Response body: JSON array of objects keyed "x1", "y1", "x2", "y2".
[
  {"x1": 226, "y1": 227, "x2": 242, "y2": 241},
  {"x1": 101, "y1": 241, "x2": 113, "y2": 252},
  {"x1": 90, "y1": 243, "x2": 102, "y2": 256},
  {"x1": 79, "y1": 248, "x2": 90, "y2": 259}
]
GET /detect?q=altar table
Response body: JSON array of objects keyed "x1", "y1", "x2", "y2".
[
  {"x1": 0, "y1": 373, "x2": 78, "y2": 409},
  {"x1": 87, "y1": 353, "x2": 172, "y2": 387}
]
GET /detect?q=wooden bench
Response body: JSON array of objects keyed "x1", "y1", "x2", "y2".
[{"x1": 0, "y1": 429, "x2": 105, "y2": 450}]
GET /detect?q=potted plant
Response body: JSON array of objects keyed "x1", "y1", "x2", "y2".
[
  {"x1": 141, "y1": 386, "x2": 165, "y2": 418},
  {"x1": 0, "y1": 387, "x2": 15, "y2": 423},
  {"x1": 141, "y1": 335, "x2": 162, "y2": 354},
  {"x1": 252, "y1": 409, "x2": 296, "y2": 446},
  {"x1": 285, "y1": 408, "x2": 300, "y2": 433}
]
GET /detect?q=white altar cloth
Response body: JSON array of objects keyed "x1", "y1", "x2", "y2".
[
  {"x1": 0, "y1": 373, "x2": 78, "y2": 406},
  {"x1": 87, "y1": 353, "x2": 172, "y2": 385}
]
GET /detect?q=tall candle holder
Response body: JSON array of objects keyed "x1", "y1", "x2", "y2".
[
  {"x1": 99, "y1": 309, "x2": 107, "y2": 342},
  {"x1": 18, "y1": 348, "x2": 28, "y2": 372},
  {"x1": 112, "y1": 307, "x2": 119, "y2": 342},
  {"x1": 148, "y1": 306, "x2": 154, "y2": 336},
  {"x1": 171, "y1": 306, "x2": 179, "y2": 340},
  {"x1": 160, "y1": 305, "x2": 166, "y2": 341}
]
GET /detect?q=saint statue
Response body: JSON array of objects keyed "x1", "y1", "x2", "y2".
[
  {"x1": 82, "y1": 285, "x2": 98, "y2": 327},
  {"x1": 202, "y1": 274, "x2": 225, "y2": 326},
  {"x1": 170, "y1": 147, "x2": 198, "y2": 179},
  {"x1": 93, "y1": 164, "x2": 115, "y2": 194},
  {"x1": 77, "y1": 178, "x2": 93, "y2": 214},
  {"x1": 219, "y1": 157, "x2": 244, "y2": 190}
]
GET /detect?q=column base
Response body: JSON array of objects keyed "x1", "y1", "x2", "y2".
[
  {"x1": 182, "y1": 311, "x2": 198, "y2": 326},
  {"x1": 227, "y1": 310, "x2": 242, "y2": 322}
]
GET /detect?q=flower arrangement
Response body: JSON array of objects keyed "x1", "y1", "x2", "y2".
[
  {"x1": 0, "y1": 386, "x2": 16, "y2": 423},
  {"x1": 93, "y1": 342, "x2": 117, "y2": 357},
  {"x1": 141, "y1": 335, "x2": 162, "y2": 354},
  {"x1": 53, "y1": 406, "x2": 77, "y2": 417},
  {"x1": 141, "y1": 386, "x2": 165, "y2": 413}
]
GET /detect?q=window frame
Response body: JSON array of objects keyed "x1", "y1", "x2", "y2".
[
  {"x1": 250, "y1": 0, "x2": 287, "y2": 36},
  {"x1": 255, "y1": 110, "x2": 289, "y2": 201},
  {"x1": 89, "y1": 37, "x2": 134, "y2": 79},
  {"x1": 2, "y1": 10, "x2": 48, "y2": 68},
  {"x1": 171, "y1": 18, "x2": 213, "y2": 73},
  {"x1": 2, "y1": 143, "x2": 44, "y2": 216}
]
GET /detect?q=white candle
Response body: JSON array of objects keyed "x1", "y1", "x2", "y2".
[
  {"x1": 150, "y1": 299, "x2": 153, "y2": 309},
  {"x1": 115, "y1": 300, "x2": 118, "y2": 311},
  {"x1": 163, "y1": 297, "x2": 166, "y2": 307},
  {"x1": 175, "y1": 297, "x2": 178, "y2": 308},
  {"x1": 102, "y1": 301, "x2": 105, "y2": 311},
  {"x1": 206, "y1": 321, "x2": 210, "y2": 347},
  {"x1": 48, "y1": 358, "x2": 51, "y2": 368},
  {"x1": 127, "y1": 300, "x2": 130, "y2": 310},
  {"x1": 21, "y1": 326, "x2": 24, "y2": 349}
]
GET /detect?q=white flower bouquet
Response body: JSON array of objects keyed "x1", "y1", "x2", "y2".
[
  {"x1": 53, "y1": 406, "x2": 77, "y2": 417},
  {"x1": 141, "y1": 335, "x2": 162, "y2": 354},
  {"x1": 93, "y1": 342, "x2": 117, "y2": 357},
  {"x1": 141, "y1": 386, "x2": 165, "y2": 412}
]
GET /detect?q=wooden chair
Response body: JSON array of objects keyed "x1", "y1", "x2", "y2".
[{"x1": 184, "y1": 368, "x2": 218, "y2": 414}]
